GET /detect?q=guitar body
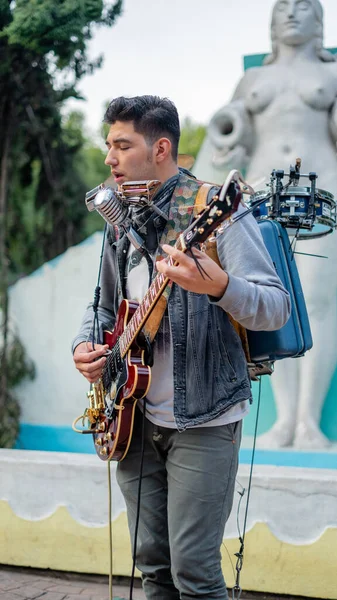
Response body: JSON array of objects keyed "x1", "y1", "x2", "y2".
[{"x1": 92, "y1": 299, "x2": 151, "y2": 461}]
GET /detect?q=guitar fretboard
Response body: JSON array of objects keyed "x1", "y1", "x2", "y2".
[{"x1": 119, "y1": 250, "x2": 178, "y2": 357}]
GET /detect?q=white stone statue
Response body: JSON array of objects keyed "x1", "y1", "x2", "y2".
[{"x1": 194, "y1": 0, "x2": 337, "y2": 448}]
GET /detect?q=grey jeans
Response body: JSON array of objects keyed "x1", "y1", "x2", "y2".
[{"x1": 117, "y1": 408, "x2": 242, "y2": 600}]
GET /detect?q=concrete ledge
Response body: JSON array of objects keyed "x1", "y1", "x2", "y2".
[{"x1": 1, "y1": 449, "x2": 337, "y2": 597}]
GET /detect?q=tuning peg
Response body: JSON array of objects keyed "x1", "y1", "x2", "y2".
[{"x1": 207, "y1": 218, "x2": 214, "y2": 225}]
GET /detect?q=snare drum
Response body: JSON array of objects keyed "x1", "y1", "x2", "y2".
[{"x1": 249, "y1": 186, "x2": 336, "y2": 240}]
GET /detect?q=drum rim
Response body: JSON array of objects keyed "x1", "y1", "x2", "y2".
[{"x1": 250, "y1": 187, "x2": 335, "y2": 201}]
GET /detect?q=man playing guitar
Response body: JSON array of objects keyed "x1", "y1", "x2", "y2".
[{"x1": 72, "y1": 95, "x2": 290, "y2": 600}]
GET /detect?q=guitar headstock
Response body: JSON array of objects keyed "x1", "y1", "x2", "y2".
[{"x1": 183, "y1": 179, "x2": 242, "y2": 248}]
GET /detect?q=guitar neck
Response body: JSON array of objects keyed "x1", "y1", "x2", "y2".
[{"x1": 119, "y1": 238, "x2": 184, "y2": 357}]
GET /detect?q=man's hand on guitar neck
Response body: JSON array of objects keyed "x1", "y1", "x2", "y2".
[
  {"x1": 73, "y1": 342, "x2": 109, "y2": 384},
  {"x1": 156, "y1": 244, "x2": 229, "y2": 299}
]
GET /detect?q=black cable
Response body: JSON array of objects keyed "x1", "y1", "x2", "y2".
[
  {"x1": 231, "y1": 178, "x2": 294, "y2": 227},
  {"x1": 91, "y1": 224, "x2": 107, "y2": 349},
  {"x1": 232, "y1": 377, "x2": 262, "y2": 600},
  {"x1": 129, "y1": 399, "x2": 147, "y2": 600},
  {"x1": 187, "y1": 247, "x2": 213, "y2": 280},
  {"x1": 242, "y1": 377, "x2": 262, "y2": 541}
]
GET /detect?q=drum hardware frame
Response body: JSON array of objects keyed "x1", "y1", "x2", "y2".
[
  {"x1": 308, "y1": 171, "x2": 318, "y2": 222},
  {"x1": 249, "y1": 160, "x2": 336, "y2": 239},
  {"x1": 270, "y1": 169, "x2": 284, "y2": 219}
]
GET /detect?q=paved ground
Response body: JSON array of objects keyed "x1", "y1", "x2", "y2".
[
  {"x1": 0, "y1": 566, "x2": 144, "y2": 600},
  {"x1": 0, "y1": 565, "x2": 321, "y2": 600}
]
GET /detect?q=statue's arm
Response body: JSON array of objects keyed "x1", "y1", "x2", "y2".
[
  {"x1": 329, "y1": 96, "x2": 337, "y2": 143},
  {"x1": 207, "y1": 68, "x2": 259, "y2": 169},
  {"x1": 327, "y1": 64, "x2": 337, "y2": 142}
]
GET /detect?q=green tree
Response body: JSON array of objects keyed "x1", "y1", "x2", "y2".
[
  {"x1": 78, "y1": 142, "x2": 111, "y2": 236},
  {"x1": 178, "y1": 117, "x2": 206, "y2": 159},
  {"x1": 0, "y1": 0, "x2": 123, "y2": 444}
]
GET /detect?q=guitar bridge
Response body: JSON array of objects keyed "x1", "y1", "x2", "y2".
[{"x1": 72, "y1": 381, "x2": 106, "y2": 434}]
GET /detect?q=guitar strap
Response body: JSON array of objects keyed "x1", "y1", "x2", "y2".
[
  {"x1": 142, "y1": 173, "x2": 201, "y2": 343},
  {"x1": 142, "y1": 178, "x2": 251, "y2": 364}
]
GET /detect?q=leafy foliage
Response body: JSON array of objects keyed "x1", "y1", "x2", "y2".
[
  {"x1": 178, "y1": 117, "x2": 206, "y2": 159},
  {"x1": 78, "y1": 142, "x2": 111, "y2": 236},
  {"x1": 0, "y1": 0, "x2": 123, "y2": 446},
  {"x1": 0, "y1": 332, "x2": 35, "y2": 448},
  {"x1": 1, "y1": 0, "x2": 122, "y2": 278},
  {"x1": 2, "y1": 0, "x2": 122, "y2": 73}
]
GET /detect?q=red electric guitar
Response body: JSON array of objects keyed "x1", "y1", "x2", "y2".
[{"x1": 73, "y1": 171, "x2": 244, "y2": 460}]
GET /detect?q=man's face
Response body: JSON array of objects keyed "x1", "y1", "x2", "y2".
[
  {"x1": 273, "y1": 0, "x2": 317, "y2": 46},
  {"x1": 105, "y1": 120, "x2": 157, "y2": 185}
]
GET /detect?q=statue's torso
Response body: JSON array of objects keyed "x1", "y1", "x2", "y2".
[
  {"x1": 246, "y1": 62, "x2": 337, "y2": 115},
  {"x1": 243, "y1": 62, "x2": 337, "y2": 193}
]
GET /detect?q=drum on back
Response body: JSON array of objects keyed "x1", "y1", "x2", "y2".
[
  {"x1": 243, "y1": 160, "x2": 336, "y2": 377},
  {"x1": 248, "y1": 162, "x2": 336, "y2": 240}
]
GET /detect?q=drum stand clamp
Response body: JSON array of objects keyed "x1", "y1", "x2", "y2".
[{"x1": 248, "y1": 361, "x2": 274, "y2": 381}]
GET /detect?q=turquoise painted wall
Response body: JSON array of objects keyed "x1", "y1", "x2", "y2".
[
  {"x1": 15, "y1": 422, "x2": 337, "y2": 468},
  {"x1": 244, "y1": 372, "x2": 337, "y2": 440},
  {"x1": 243, "y1": 47, "x2": 337, "y2": 70}
]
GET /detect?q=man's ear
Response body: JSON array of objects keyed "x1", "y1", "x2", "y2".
[{"x1": 154, "y1": 137, "x2": 172, "y2": 163}]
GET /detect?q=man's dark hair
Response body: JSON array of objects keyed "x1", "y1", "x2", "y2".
[{"x1": 104, "y1": 95, "x2": 180, "y2": 161}]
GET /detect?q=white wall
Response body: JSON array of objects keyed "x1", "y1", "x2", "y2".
[{"x1": 9, "y1": 233, "x2": 104, "y2": 427}]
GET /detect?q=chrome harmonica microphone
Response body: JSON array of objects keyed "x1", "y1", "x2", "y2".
[
  {"x1": 85, "y1": 183, "x2": 128, "y2": 226},
  {"x1": 85, "y1": 178, "x2": 162, "y2": 227}
]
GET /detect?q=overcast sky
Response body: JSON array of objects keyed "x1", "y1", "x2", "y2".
[{"x1": 65, "y1": 0, "x2": 337, "y2": 141}]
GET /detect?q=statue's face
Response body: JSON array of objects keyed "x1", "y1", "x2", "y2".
[{"x1": 273, "y1": 0, "x2": 319, "y2": 46}]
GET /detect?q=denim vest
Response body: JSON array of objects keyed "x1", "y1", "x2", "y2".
[{"x1": 109, "y1": 173, "x2": 252, "y2": 430}]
